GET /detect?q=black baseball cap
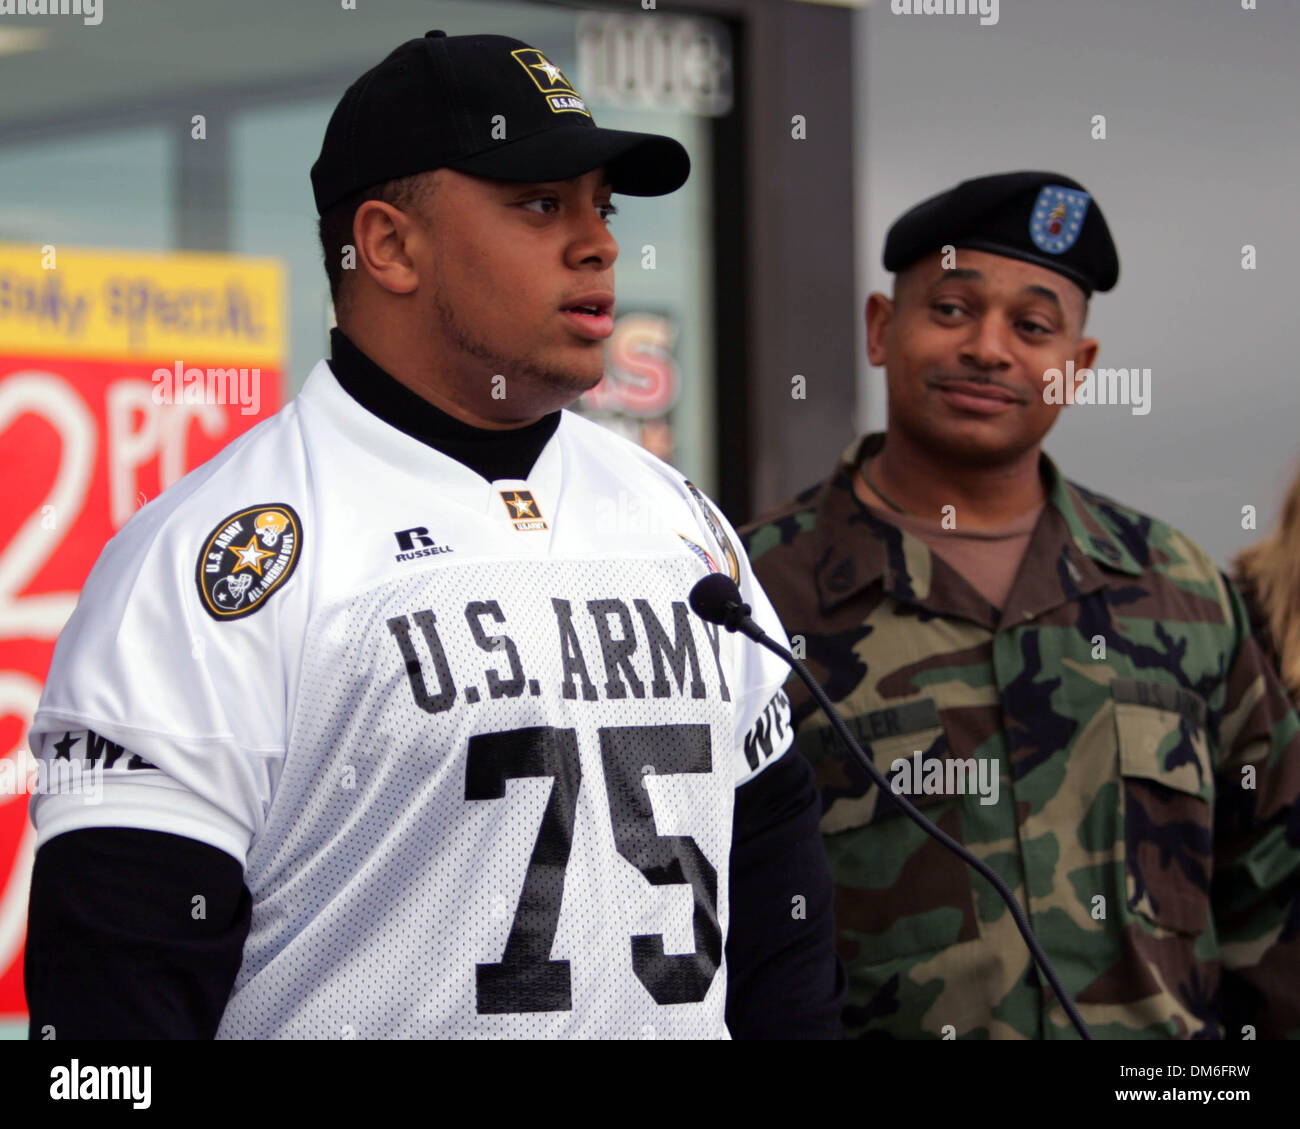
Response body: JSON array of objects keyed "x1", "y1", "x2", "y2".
[
  {"x1": 882, "y1": 171, "x2": 1120, "y2": 296},
  {"x1": 310, "y1": 30, "x2": 691, "y2": 214}
]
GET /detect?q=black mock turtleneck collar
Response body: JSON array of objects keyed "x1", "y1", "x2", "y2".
[{"x1": 326, "y1": 327, "x2": 562, "y2": 483}]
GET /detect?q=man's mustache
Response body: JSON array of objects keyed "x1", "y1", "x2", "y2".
[{"x1": 927, "y1": 373, "x2": 1028, "y2": 403}]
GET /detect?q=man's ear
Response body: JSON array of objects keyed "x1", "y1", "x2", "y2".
[
  {"x1": 353, "y1": 200, "x2": 422, "y2": 298},
  {"x1": 1075, "y1": 336, "x2": 1099, "y2": 373},
  {"x1": 865, "y1": 292, "x2": 894, "y2": 367},
  {"x1": 1064, "y1": 336, "x2": 1100, "y2": 405}
]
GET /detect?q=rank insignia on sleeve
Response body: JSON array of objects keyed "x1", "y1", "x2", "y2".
[
  {"x1": 684, "y1": 480, "x2": 741, "y2": 584},
  {"x1": 196, "y1": 503, "x2": 302, "y2": 620}
]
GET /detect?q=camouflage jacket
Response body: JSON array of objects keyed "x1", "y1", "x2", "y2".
[{"x1": 740, "y1": 431, "x2": 1300, "y2": 1040}]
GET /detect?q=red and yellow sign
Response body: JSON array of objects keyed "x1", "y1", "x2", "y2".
[{"x1": 0, "y1": 243, "x2": 285, "y2": 1025}]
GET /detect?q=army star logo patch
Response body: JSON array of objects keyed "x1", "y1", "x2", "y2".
[
  {"x1": 500, "y1": 489, "x2": 548, "y2": 532},
  {"x1": 510, "y1": 48, "x2": 590, "y2": 117},
  {"x1": 531, "y1": 58, "x2": 565, "y2": 85}
]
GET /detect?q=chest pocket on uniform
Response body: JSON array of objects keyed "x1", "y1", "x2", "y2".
[
  {"x1": 1112, "y1": 677, "x2": 1214, "y2": 936},
  {"x1": 795, "y1": 697, "x2": 981, "y2": 963}
]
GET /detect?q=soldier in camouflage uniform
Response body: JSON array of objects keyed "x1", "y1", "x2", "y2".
[{"x1": 740, "y1": 171, "x2": 1300, "y2": 1039}]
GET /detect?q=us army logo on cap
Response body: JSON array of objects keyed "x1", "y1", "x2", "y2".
[
  {"x1": 196, "y1": 504, "x2": 302, "y2": 620},
  {"x1": 1030, "y1": 185, "x2": 1090, "y2": 254},
  {"x1": 510, "y1": 48, "x2": 590, "y2": 117},
  {"x1": 684, "y1": 480, "x2": 740, "y2": 584},
  {"x1": 500, "y1": 489, "x2": 548, "y2": 532}
]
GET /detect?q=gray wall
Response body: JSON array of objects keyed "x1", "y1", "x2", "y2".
[{"x1": 853, "y1": 0, "x2": 1300, "y2": 567}]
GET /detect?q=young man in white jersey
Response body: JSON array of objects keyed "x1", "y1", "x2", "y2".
[{"x1": 24, "y1": 30, "x2": 844, "y2": 1038}]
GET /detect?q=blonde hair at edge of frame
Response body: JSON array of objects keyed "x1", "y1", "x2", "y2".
[{"x1": 1233, "y1": 463, "x2": 1300, "y2": 703}]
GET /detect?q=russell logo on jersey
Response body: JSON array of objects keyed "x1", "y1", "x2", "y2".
[{"x1": 393, "y1": 526, "x2": 455, "y2": 563}]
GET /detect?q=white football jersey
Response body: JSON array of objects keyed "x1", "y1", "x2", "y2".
[{"x1": 28, "y1": 358, "x2": 795, "y2": 1039}]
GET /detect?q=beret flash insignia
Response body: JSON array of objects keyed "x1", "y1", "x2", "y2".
[{"x1": 1030, "y1": 184, "x2": 1090, "y2": 255}]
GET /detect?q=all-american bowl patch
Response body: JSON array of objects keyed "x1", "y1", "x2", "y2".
[
  {"x1": 684, "y1": 480, "x2": 741, "y2": 584},
  {"x1": 196, "y1": 503, "x2": 302, "y2": 621},
  {"x1": 678, "y1": 534, "x2": 720, "y2": 575}
]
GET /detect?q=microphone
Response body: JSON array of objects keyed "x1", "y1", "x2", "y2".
[
  {"x1": 691, "y1": 573, "x2": 1092, "y2": 1041},
  {"x1": 689, "y1": 572, "x2": 757, "y2": 634}
]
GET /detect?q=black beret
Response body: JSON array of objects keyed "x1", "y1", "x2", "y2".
[{"x1": 882, "y1": 171, "x2": 1119, "y2": 296}]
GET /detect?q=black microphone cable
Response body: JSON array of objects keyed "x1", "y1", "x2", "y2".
[{"x1": 690, "y1": 573, "x2": 1092, "y2": 1041}]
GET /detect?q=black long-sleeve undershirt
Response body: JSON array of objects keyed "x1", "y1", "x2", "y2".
[
  {"x1": 25, "y1": 827, "x2": 250, "y2": 1040},
  {"x1": 726, "y1": 745, "x2": 846, "y2": 1038}
]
